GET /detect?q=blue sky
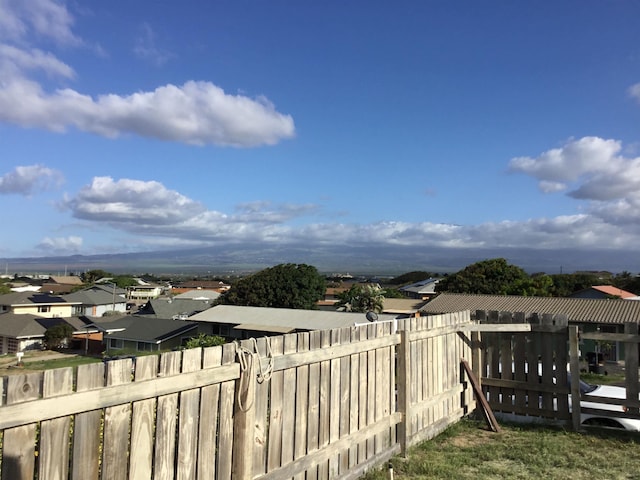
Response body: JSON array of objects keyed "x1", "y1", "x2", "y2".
[{"x1": 2, "y1": 0, "x2": 640, "y2": 272}]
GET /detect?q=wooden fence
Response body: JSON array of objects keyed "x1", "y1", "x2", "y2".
[
  {"x1": 476, "y1": 310, "x2": 640, "y2": 430},
  {"x1": 0, "y1": 311, "x2": 475, "y2": 480}
]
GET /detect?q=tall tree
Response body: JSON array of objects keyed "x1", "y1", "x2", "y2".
[
  {"x1": 435, "y1": 258, "x2": 531, "y2": 295},
  {"x1": 219, "y1": 263, "x2": 326, "y2": 310}
]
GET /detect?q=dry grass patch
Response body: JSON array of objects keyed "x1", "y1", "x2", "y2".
[{"x1": 364, "y1": 418, "x2": 640, "y2": 480}]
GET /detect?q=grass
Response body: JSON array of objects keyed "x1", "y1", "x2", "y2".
[
  {"x1": 17, "y1": 355, "x2": 102, "y2": 371},
  {"x1": 363, "y1": 419, "x2": 640, "y2": 480}
]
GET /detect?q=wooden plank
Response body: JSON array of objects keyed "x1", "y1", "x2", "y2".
[
  {"x1": 177, "y1": 348, "x2": 203, "y2": 480},
  {"x1": 2, "y1": 372, "x2": 41, "y2": 480},
  {"x1": 328, "y1": 328, "x2": 341, "y2": 477},
  {"x1": 217, "y1": 343, "x2": 237, "y2": 480},
  {"x1": 461, "y1": 359, "x2": 500, "y2": 432},
  {"x1": 267, "y1": 335, "x2": 285, "y2": 473},
  {"x1": 102, "y1": 358, "x2": 134, "y2": 480},
  {"x1": 513, "y1": 333, "x2": 527, "y2": 412},
  {"x1": 39, "y1": 367, "x2": 73, "y2": 480},
  {"x1": 198, "y1": 345, "x2": 223, "y2": 480},
  {"x1": 357, "y1": 325, "x2": 368, "y2": 464},
  {"x1": 373, "y1": 323, "x2": 385, "y2": 455},
  {"x1": 0, "y1": 363, "x2": 240, "y2": 430},
  {"x1": 625, "y1": 323, "x2": 640, "y2": 415},
  {"x1": 281, "y1": 333, "x2": 298, "y2": 470},
  {"x1": 72, "y1": 362, "x2": 105, "y2": 480},
  {"x1": 318, "y1": 329, "x2": 331, "y2": 480},
  {"x1": 569, "y1": 326, "x2": 582, "y2": 431},
  {"x1": 272, "y1": 335, "x2": 400, "y2": 371},
  {"x1": 366, "y1": 324, "x2": 376, "y2": 461},
  {"x1": 252, "y1": 337, "x2": 269, "y2": 476},
  {"x1": 257, "y1": 413, "x2": 402, "y2": 480},
  {"x1": 233, "y1": 339, "x2": 257, "y2": 480},
  {"x1": 396, "y1": 326, "x2": 410, "y2": 455},
  {"x1": 306, "y1": 330, "x2": 321, "y2": 480},
  {"x1": 129, "y1": 355, "x2": 159, "y2": 480},
  {"x1": 154, "y1": 351, "x2": 182, "y2": 480},
  {"x1": 338, "y1": 327, "x2": 351, "y2": 474},
  {"x1": 293, "y1": 332, "x2": 310, "y2": 480},
  {"x1": 347, "y1": 326, "x2": 360, "y2": 468}
]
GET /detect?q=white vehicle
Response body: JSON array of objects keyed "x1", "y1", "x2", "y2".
[
  {"x1": 492, "y1": 365, "x2": 640, "y2": 432},
  {"x1": 571, "y1": 375, "x2": 640, "y2": 431}
]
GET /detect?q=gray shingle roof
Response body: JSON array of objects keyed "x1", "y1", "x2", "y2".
[
  {"x1": 421, "y1": 293, "x2": 640, "y2": 324},
  {"x1": 92, "y1": 316, "x2": 198, "y2": 343}
]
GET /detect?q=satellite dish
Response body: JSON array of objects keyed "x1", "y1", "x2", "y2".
[{"x1": 365, "y1": 311, "x2": 378, "y2": 322}]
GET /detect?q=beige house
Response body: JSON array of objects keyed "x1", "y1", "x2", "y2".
[{"x1": 0, "y1": 292, "x2": 79, "y2": 317}]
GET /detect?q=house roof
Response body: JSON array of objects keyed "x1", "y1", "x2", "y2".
[
  {"x1": 0, "y1": 314, "x2": 89, "y2": 338},
  {"x1": 49, "y1": 276, "x2": 84, "y2": 285},
  {"x1": 92, "y1": 316, "x2": 198, "y2": 343},
  {"x1": 421, "y1": 293, "x2": 640, "y2": 324},
  {"x1": 0, "y1": 291, "x2": 80, "y2": 307},
  {"x1": 135, "y1": 298, "x2": 213, "y2": 319},
  {"x1": 399, "y1": 278, "x2": 440, "y2": 295},
  {"x1": 584, "y1": 285, "x2": 637, "y2": 299},
  {"x1": 173, "y1": 290, "x2": 221, "y2": 301},
  {"x1": 189, "y1": 305, "x2": 398, "y2": 331},
  {"x1": 63, "y1": 288, "x2": 127, "y2": 306},
  {"x1": 381, "y1": 298, "x2": 427, "y2": 314}
]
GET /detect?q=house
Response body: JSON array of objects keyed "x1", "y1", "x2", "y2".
[
  {"x1": 189, "y1": 304, "x2": 400, "y2": 339},
  {"x1": 381, "y1": 298, "x2": 427, "y2": 316},
  {"x1": 135, "y1": 297, "x2": 213, "y2": 320},
  {"x1": 126, "y1": 280, "x2": 165, "y2": 302},
  {"x1": 0, "y1": 291, "x2": 79, "y2": 317},
  {"x1": 90, "y1": 316, "x2": 199, "y2": 353},
  {"x1": 399, "y1": 278, "x2": 440, "y2": 300},
  {"x1": 316, "y1": 287, "x2": 349, "y2": 310},
  {"x1": 171, "y1": 280, "x2": 231, "y2": 294},
  {"x1": 63, "y1": 284, "x2": 128, "y2": 317},
  {"x1": 568, "y1": 285, "x2": 637, "y2": 300},
  {"x1": 0, "y1": 314, "x2": 88, "y2": 354},
  {"x1": 172, "y1": 289, "x2": 221, "y2": 302},
  {"x1": 42, "y1": 275, "x2": 84, "y2": 294},
  {"x1": 421, "y1": 292, "x2": 640, "y2": 362}
]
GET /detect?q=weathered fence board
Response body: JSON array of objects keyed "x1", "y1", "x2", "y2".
[{"x1": 0, "y1": 312, "x2": 479, "y2": 480}]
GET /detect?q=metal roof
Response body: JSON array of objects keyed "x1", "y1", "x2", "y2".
[
  {"x1": 420, "y1": 293, "x2": 640, "y2": 324},
  {"x1": 189, "y1": 305, "x2": 398, "y2": 331}
]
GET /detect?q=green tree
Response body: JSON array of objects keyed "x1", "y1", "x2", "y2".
[
  {"x1": 113, "y1": 275, "x2": 138, "y2": 288},
  {"x1": 82, "y1": 269, "x2": 111, "y2": 283},
  {"x1": 184, "y1": 334, "x2": 226, "y2": 349},
  {"x1": 435, "y1": 258, "x2": 531, "y2": 295},
  {"x1": 44, "y1": 323, "x2": 74, "y2": 349},
  {"x1": 387, "y1": 271, "x2": 437, "y2": 285},
  {"x1": 548, "y1": 273, "x2": 603, "y2": 297},
  {"x1": 336, "y1": 284, "x2": 385, "y2": 313},
  {"x1": 219, "y1": 263, "x2": 326, "y2": 310}
]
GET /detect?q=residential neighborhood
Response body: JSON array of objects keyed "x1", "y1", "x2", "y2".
[{"x1": 1, "y1": 264, "x2": 639, "y2": 368}]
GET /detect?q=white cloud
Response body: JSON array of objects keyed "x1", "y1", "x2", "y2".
[
  {"x1": 629, "y1": 82, "x2": 640, "y2": 103},
  {"x1": 36, "y1": 235, "x2": 83, "y2": 254},
  {"x1": 0, "y1": 0, "x2": 295, "y2": 147},
  {"x1": 66, "y1": 176, "x2": 207, "y2": 224},
  {"x1": 508, "y1": 136, "x2": 622, "y2": 184},
  {"x1": 133, "y1": 22, "x2": 173, "y2": 66},
  {"x1": 0, "y1": 164, "x2": 64, "y2": 195}
]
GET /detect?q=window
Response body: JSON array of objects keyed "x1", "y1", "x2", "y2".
[
  {"x1": 38, "y1": 306, "x2": 51, "y2": 313},
  {"x1": 109, "y1": 338, "x2": 123, "y2": 350}
]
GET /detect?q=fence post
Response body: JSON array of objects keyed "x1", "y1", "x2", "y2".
[
  {"x1": 232, "y1": 345, "x2": 257, "y2": 480},
  {"x1": 396, "y1": 328, "x2": 411, "y2": 455},
  {"x1": 624, "y1": 322, "x2": 639, "y2": 416},
  {"x1": 471, "y1": 331, "x2": 482, "y2": 389},
  {"x1": 568, "y1": 326, "x2": 582, "y2": 431}
]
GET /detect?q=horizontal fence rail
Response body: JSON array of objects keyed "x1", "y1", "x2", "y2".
[{"x1": 0, "y1": 312, "x2": 476, "y2": 480}]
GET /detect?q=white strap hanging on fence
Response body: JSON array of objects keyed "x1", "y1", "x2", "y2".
[{"x1": 235, "y1": 337, "x2": 274, "y2": 411}]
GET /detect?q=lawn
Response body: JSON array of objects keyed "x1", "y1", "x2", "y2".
[{"x1": 363, "y1": 419, "x2": 640, "y2": 480}]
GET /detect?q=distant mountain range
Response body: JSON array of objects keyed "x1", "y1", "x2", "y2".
[{"x1": 2, "y1": 244, "x2": 636, "y2": 276}]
